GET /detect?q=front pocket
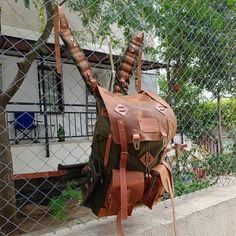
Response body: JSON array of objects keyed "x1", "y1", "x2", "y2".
[
  {"x1": 98, "y1": 169, "x2": 144, "y2": 217},
  {"x1": 141, "y1": 163, "x2": 172, "y2": 209}
]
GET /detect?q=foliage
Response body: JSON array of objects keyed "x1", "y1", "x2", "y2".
[
  {"x1": 181, "y1": 97, "x2": 236, "y2": 141},
  {"x1": 64, "y1": 0, "x2": 235, "y2": 82},
  {"x1": 174, "y1": 172, "x2": 211, "y2": 196},
  {"x1": 49, "y1": 186, "x2": 82, "y2": 221},
  {"x1": 173, "y1": 145, "x2": 236, "y2": 196},
  {"x1": 159, "y1": 71, "x2": 236, "y2": 142},
  {"x1": 172, "y1": 148, "x2": 213, "y2": 196},
  {"x1": 204, "y1": 152, "x2": 236, "y2": 177}
]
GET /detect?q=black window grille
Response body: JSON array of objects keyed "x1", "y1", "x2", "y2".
[{"x1": 38, "y1": 63, "x2": 64, "y2": 113}]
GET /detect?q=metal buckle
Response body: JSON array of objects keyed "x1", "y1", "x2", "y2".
[{"x1": 133, "y1": 133, "x2": 140, "y2": 150}]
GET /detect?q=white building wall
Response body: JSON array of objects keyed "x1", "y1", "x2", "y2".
[{"x1": 11, "y1": 139, "x2": 91, "y2": 174}]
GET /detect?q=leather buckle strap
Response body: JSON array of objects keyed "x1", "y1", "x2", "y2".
[
  {"x1": 136, "y1": 44, "x2": 143, "y2": 91},
  {"x1": 104, "y1": 134, "x2": 112, "y2": 167},
  {"x1": 120, "y1": 152, "x2": 128, "y2": 167},
  {"x1": 166, "y1": 177, "x2": 179, "y2": 236},
  {"x1": 116, "y1": 210, "x2": 124, "y2": 236},
  {"x1": 117, "y1": 120, "x2": 128, "y2": 221}
]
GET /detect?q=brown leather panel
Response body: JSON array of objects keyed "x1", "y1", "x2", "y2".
[
  {"x1": 97, "y1": 208, "x2": 108, "y2": 218},
  {"x1": 97, "y1": 86, "x2": 176, "y2": 145},
  {"x1": 151, "y1": 164, "x2": 170, "y2": 193},
  {"x1": 102, "y1": 170, "x2": 144, "y2": 217},
  {"x1": 142, "y1": 160, "x2": 174, "y2": 208},
  {"x1": 145, "y1": 91, "x2": 177, "y2": 141},
  {"x1": 141, "y1": 176, "x2": 165, "y2": 209},
  {"x1": 144, "y1": 91, "x2": 169, "y2": 107},
  {"x1": 141, "y1": 162, "x2": 173, "y2": 209},
  {"x1": 139, "y1": 118, "x2": 159, "y2": 133}
]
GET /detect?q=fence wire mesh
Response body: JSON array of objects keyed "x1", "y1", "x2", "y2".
[{"x1": 0, "y1": 0, "x2": 235, "y2": 235}]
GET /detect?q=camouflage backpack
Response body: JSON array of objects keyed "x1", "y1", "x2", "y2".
[{"x1": 54, "y1": 6, "x2": 177, "y2": 235}]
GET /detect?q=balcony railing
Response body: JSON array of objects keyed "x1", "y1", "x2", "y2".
[{"x1": 6, "y1": 102, "x2": 97, "y2": 156}]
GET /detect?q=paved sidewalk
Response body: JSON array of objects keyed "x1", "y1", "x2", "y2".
[{"x1": 33, "y1": 182, "x2": 236, "y2": 236}]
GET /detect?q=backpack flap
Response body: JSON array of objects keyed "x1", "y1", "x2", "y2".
[{"x1": 97, "y1": 86, "x2": 177, "y2": 146}]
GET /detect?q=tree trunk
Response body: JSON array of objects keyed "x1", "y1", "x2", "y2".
[
  {"x1": 217, "y1": 94, "x2": 223, "y2": 154},
  {"x1": 0, "y1": 1, "x2": 53, "y2": 233},
  {"x1": 0, "y1": 106, "x2": 17, "y2": 234}
]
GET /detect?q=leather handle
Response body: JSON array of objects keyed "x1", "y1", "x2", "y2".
[
  {"x1": 55, "y1": 6, "x2": 98, "y2": 94},
  {"x1": 113, "y1": 32, "x2": 144, "y2": 94}
]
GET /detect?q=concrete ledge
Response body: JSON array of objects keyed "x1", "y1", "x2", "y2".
[{"x1": 42, "y1": 182, "x2": 236, "y2": 236}]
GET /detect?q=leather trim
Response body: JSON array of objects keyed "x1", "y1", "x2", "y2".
[
  {"x1": 104, "y1": 134, "x2": 112, "y2": 167},
  {"x1": 117, "y1": 120, "x2": 128, "y2": 220}
]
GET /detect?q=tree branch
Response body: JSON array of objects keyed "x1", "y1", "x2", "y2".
[{"x1": 0, "y1": 0, "x2": 54, "y2": 106}]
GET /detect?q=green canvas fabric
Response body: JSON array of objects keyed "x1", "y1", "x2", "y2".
[{"x1": 82, "y1": 98, "x2": 164, "y2": 215}]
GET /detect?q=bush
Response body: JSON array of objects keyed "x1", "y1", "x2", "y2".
[
  {"x1": 49, "y1": 186, "x2": 82, "y2": 221},
  {"x1": 174, "y1": 171, "x2": 211, "y2": 196},
  {"x1": 173, "y1": 146, "x2": 236, "y2": 196}
]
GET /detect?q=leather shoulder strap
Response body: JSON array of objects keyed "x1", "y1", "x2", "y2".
[
  {"x1": 136, "y1": 47, "x2": 142, "y2": 91},
  {"x1": 113, "y1": 32, "x2": 144, "y2": 94},
  {"x1": 55, "y1": 6, "x2": 98, "y2": 95}
]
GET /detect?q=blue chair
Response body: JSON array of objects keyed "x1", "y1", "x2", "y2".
[{"x1": 14, "y1": 112, "x2": 39, "y2": 144}]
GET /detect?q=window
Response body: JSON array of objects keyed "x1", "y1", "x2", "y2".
[{"x1": 38, "y1": 64, "x2": 64, "y2": 113}]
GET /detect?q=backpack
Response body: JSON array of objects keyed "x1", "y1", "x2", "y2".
[{"x1": 54, "y1": 6, "x2": 178, "y2": 236}]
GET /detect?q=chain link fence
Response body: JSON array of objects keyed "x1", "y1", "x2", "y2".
[{"x1": 0, "y1": 0, "x2": 235, "y2": 235}]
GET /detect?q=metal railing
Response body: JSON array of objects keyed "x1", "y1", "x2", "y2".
[{"x1": 6, "y1": 102, "x2": 97, "y2": 156}]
